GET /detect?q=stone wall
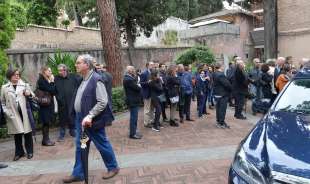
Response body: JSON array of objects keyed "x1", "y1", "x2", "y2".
[
  {"x1": 11, "y1": 25, "x2": 102, "y2": 49},
  {"x1": 278, "y1": 0, "x2": 310, "y2": 60},
  {"x1": 6, "y1": 47, "x2": 189, "y2": 87}
]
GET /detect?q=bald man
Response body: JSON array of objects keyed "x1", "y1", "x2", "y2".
[{"x1": 123, "y1": 66, "x2": 143, "y2": 139}]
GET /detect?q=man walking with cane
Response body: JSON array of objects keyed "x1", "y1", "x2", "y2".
[{"x1": 63, "y1": 54, "x2": 119, "y2": 183}]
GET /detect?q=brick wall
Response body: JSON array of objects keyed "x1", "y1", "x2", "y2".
[
  {"x1": 11, "y1": 25, "x2": 102, "y2": 49},
  {"x1": 278, "y1": 0, "x2": 310, "y2": 60},
  {"x1": 278, "y1": 0, "x2": 310, "y2": 32}
]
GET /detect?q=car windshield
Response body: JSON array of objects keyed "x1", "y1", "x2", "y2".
[{"x1": 275, "y1": 79, "x2": 310, "y2": 114}]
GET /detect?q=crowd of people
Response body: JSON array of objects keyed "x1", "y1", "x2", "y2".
[{"x1": 0, "y1": 53, "x2": 309, "y2": 183}]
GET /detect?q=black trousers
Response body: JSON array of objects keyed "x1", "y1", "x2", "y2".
[
  {"x1": 215, "y1": 96, "x2": 229, "y2": 123},
  {"x1": 160, "y1": 101, "x2": 167, "y2": 120},
  {"x1": 184, "y1": 93, "x2": 192, "y2": 119},
  {"x1": 14, "y1": 132, "x2": 33, "y2": 156},
  {"x1": 234, "y1": 93, "x2": 246, "y2": 117},
  {"x1": 153, "y1": 102, "x2": 162, "y2": 128}
]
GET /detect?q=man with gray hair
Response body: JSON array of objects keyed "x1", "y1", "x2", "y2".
[
  {"x1": 63, "y1": 54, "x2": 119, "y2": 183},
  {"x1": 123, "y1": 66, "x2": 143, "y2": 139},
  {"x1": 55, "y1": 64, "x2": 80, "y2": 141}
]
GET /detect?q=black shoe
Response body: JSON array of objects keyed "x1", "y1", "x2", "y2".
[
  {"x1": 42, "y1": 140, "x2": 55, "y2": 146},
  {"x1": 0, "y1": 163, "x2": 8, "y2": 169},
  {"x1": 236, "y1": 115, "x2": 247, "y2": 120},
  {"x1": 129, "y1": 134, "x2": 143, "y2": 139},
  {"x1": 27, "y1": 153, "x2": 33, "y2": 159},
  {"x1": 222, "y1": 123, "x2": 230, "y2": 129},
  {"x1": 180, "y1": 118, "x2": 184, "y2": 123},
  {"x1": 169, "y1": 120, "x2": 179, "y2": 127},
  {"x1": 186, "y1": 118, "x2": 195, "y2": 122},
  {"x1": 63, "y1": 176, "x2": 84, "y2": 183},
  {"x1": 13, "y1": 154, "x2": 25, "y2": 161}
]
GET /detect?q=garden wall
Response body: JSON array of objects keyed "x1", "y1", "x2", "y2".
[{"x1": 5, "y1": 47, "x2": 189, "y2": 87}]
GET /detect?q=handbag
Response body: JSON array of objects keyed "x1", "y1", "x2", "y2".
[
  {"x1": 157, "y1": 94, "x2": 167, "y2": 102},
  {"x1": 27, "y1": 97, "x2": 40, "y2": 111},
  {"x1": 34, "y1": 89, "x2": 52, "y2": 106},
  {"x1": 169, "y1": 96, "x2": 179, "y2": 104}
]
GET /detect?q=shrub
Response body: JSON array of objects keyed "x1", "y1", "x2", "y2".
[
  {"x1": 47, "y1": 50, "x2": 76, "y2": 74},
  {"x1": 10, "y1": 1, "x2": 27, "y2": 29},
  {"x1": 112, "y1": 87, "x2": 127, "y2": 113},
  {"x1": 0, "y1": 127, "x2": 9, "y2": 139},
  {"x1": 161, "y1": 30, "x2": 178, "y2": 46},
  {"x1": 175, "y1": 45, "x2": 216, "y2": 66}
]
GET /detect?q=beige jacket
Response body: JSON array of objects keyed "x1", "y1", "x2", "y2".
[{"x1": 1, "y1": 80, "x2": 34, "y2": 135}]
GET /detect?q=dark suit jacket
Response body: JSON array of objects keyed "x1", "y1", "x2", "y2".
[
  {"x1": 123, "y1": 74, "x2": 142, "y2": 108},
  {"x1": 140, "y1": 69, "x2": 151, "y2": 99}
]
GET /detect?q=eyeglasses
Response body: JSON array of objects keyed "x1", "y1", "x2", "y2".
[{"x1": 14, "y1": 73, "x2": 20, "y2": 76}]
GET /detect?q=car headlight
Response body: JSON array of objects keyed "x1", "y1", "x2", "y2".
[{"x1": 232, "y1": 147, "x2": 267, "y2": 184}]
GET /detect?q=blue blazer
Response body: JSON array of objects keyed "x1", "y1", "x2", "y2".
[
  {"x1": 140, "y1": 69, "x2": 151, "y2": 99},
  {"x1": 196, "y1": 76, "x2": 207, "y2": 96}
]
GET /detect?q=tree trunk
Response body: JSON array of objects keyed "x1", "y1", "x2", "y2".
[
  {"x1": 125, "y1": 18, "x2": 134, "y2": 65},
  {"x1": 264, "y1": 0, "x2": 278, "y2": 60},
  {"x1": 96, "y1": 0, "x2": 123, "y2": 86}
]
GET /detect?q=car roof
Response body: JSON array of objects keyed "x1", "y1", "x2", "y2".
[{"x1": 293, "y1": 67, "x2": 310, "y2": 79}]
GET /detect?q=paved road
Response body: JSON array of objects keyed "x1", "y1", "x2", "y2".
[{"x1": 0, "y1": 102, "x2": 261, "y2": 183}]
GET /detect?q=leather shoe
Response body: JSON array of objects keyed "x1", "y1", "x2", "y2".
[
  {"x1": 129, "y1": 134, "x2": 142, "y2": 139},
  {"x1": 236, "y1": 116, "x2": 247, "y2": 120},
  {"x1": 102, "y1": 168, "x2": 120, "y2": 179},
  {"x1": 0, "y1": 163, "x2": 8, "y2": 169},
  {"x1": 27, "y1": 153, "x2": 33, "y2": 159},
  {"x1": 13, "y1": 154, "x2": 25, "y2": 161},
  {"x1": 42, "y1": 140, "x2": 55, "y2": 146},
  {"x1": 62, "y1": 176, "x2": 83, "y2": 183}
]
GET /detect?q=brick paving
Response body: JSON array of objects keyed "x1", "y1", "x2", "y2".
[{"x1": 0, "y1": 102, "x2": 261, "y2": 183}]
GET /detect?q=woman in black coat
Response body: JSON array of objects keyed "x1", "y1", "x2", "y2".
[
  {"x1": 232, "y1": 61, "x2": 249, "y2": 119},
  {"x1": 260, "y1": 64, "x2": 273, "y2": 99},
  {"x1": 149, "y1": 70, "x2": 163, "y2": 132},
  {"x1": 166, "y1": 65, "x2": 180, "y2": 126},
  {"x1": 37, "y1": 66, "x2": 57, "y2": 146}
]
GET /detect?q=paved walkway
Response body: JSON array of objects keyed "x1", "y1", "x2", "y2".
[{"x1": 0, "y1": 102, "x2": 261, "y2": 183}]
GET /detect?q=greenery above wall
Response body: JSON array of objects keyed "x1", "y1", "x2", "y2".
[
  {"x1": 47, "y1": 50, "x2": 77, "y2": 74},
  {"x1": 175, "y1": 46, "x2": 216, "y2": 66}
]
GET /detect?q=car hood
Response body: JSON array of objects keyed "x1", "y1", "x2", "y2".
[{"x1": 243, "y1": 111, "x2": 310, "y2": 179}]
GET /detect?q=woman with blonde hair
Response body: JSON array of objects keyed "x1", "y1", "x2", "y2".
[
  {"x1": 1, "y1": 68, "x2": 35, "y2": 161},
  {"x1": 36, "y1": 66, "x2": 57, "y2": 146}
]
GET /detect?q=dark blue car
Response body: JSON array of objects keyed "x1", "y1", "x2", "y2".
[{"x1": 229, "y1": 68, "x2": 310, "y2": 184}]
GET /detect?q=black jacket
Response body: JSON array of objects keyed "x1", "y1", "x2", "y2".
[
  {"x1": 37, "y1": 74, "x2": 57, "y2": 124},
  {"x1": 260, "y1": 72, "x2": 273, "y2": 99},
  {"x1": 166, "y1": 75, "x2": 180, "y2": 98},
  {"x1": 213, "y1": 71, "x2": 232, "y2": 97},
  {"x1": 149, "y1": 79, "x2": 163, "y2": 105},
  {"x1": 55, "y1": 73, "x2": 80, "y2": 124},
  {"x1": 123, "y1": 74, "x2": 142, "y2": 108},
  {"x1": 232, "y1": 67, "x2": 250, "y2": 95}
]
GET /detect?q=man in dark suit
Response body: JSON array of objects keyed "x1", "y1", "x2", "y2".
[
  {"x1": 213, "y1": 63, "x2": 232, "y2": 128},
  {"x1": 140, "y1": 62, "x2": 155, "y2": 127},
  {"x1": 123, "y1": 66, "x2": 143, "y2": 139}
]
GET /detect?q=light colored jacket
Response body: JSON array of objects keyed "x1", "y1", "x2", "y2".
[{"x1": 1, "y1": 80, "x2": 34, "y2": 135}]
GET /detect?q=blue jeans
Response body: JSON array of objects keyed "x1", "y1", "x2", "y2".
[
  {"x1": 72, "y1": 113, "x2": 118, "y2": 179},
  {"x1": 129, "y1": 107, "x2": 139, "y2": 136}
]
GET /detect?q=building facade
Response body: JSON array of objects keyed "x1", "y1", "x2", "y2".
[{"x1": 278, "y1": 0, "x2": 310, "y2": 61}]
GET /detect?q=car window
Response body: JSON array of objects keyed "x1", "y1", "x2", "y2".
[{"x1": 275, "y1": 79, "x2": 310, "y2": 114}]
